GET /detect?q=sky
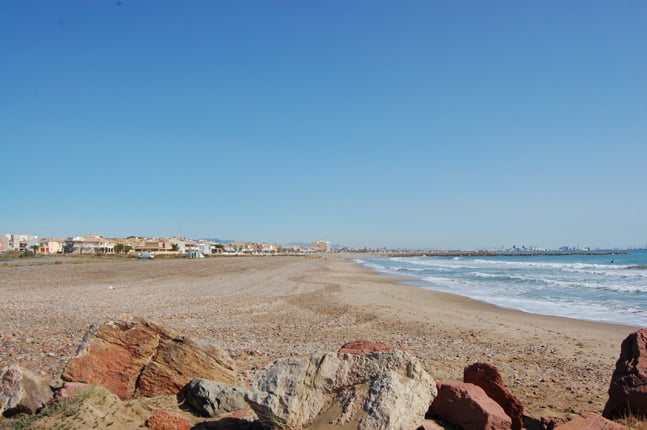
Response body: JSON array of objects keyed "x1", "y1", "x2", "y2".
[{"x1": 1, "y1": 1, "x2": 646, "y2": 250}]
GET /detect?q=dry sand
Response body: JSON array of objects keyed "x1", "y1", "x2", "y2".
[{"x1": 0, "y1": 254, "x2": 635, "y2": 421}]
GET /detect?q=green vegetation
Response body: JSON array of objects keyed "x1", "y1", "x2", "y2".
[{"x1": 257, "y1": 412, "x2": 288, "y2": 430}]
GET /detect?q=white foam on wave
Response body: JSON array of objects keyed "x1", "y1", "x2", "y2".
[{"x1": 361, "y1": 256, "x2": 647, "y2": 327}]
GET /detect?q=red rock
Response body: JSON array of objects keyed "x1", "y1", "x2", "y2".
[
  {"x1": 428, "y1": 380, "x2": 512, "y2": 430},
  {"x1": 554, "y1": 412, "x2": 627, "y2": 430},
  {"x1": 338, "y1": 340, "x2": 405, "y2": 354},
  {"x1": 62, "y1": 318, "x2": 236, "y2": 400},
  {"x1": 603, "y1": 329, "x2": 647, "y2": 419},
  {"x1": 145, "y1": 411, "x2": 191, "y2": 430},
  {"x1": 464, "y1": 362, "x2": 524, "y2": 430},
  {"x1": 55, "y1": 382, "x2": 93, "y2": 400}
]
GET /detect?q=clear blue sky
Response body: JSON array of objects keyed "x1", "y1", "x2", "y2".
[{"x1": 1, "y1": 1, "x2": 645, "y2": 249}]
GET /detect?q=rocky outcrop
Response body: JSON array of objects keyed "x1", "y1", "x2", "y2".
[
  {"x1": 464, "y1": 362, "x2": 523, "y2": 430},
  {"x1": 554, "y1": 412, "x2": 627, "y2": 430},
  {"x1": 246, "y1": 349, "x2": 436, "y2": 430},
  {"x1": 603, "y1": 329, "x2": 647, "y2": 419},
  {"x1": 62, "y1": 318, "x2": 236, "y2": 400},
  {"x1": 338, "y1": 340, "x2": 405, "y2": 355},
  {"x1": 182, "y1": 378, "x2": 249, "y2": 417},
  {"x1": 0, "y1": 365, "x2": 53, "y2": 417},
  {"x1": 429, "y1": 381, "x2": 512, "y2": 430}
]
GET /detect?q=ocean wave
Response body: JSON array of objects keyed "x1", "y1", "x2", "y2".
[{"x1": 360, "y1": 253, "x2": 647, "y2": 326}]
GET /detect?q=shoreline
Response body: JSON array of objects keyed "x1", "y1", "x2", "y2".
[
  {"x1": 0, "y1": 255, "x2": 635, "y2": 420},
  {"x1": 350, "y1": 253, "x2": 644, "y2": 329}
]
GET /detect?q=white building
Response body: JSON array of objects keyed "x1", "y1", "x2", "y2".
[
  {"x1": 311, "y1": 240, "x2": 332, "y2": 253},
  {"x1": 0, "y1": 234, "x2": 39, "y2": 252},
  {"x1": 64, "y1": 235, "x2": 115, "y2": 254}
]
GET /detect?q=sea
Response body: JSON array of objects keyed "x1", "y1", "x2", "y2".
[{"x1": 357, "y1": 250, "x2": 647, "y2": 328}]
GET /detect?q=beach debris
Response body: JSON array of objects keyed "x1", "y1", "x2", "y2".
[
  {"x1": 553, "y1": 412, "x2": 626, "y2": 430},
  {"x1": 603, "y1": 328, "x2": 647, "y2": 419},
  {"x1": 245, "y1": 349, "x2": 436, "y2": 430},
  {"x1": 428, "y1": 380, "x2": 512, "y2": 430},
  {"x1": 62, "y1": 318, "x2": 236, "y2": 400},
  {"x1": 181, "y1": 378, "x2": 249, "y2": 418},
  {"x1": 338, "y1": 339, "x2": 406, "y2": 355},
  {"x1": 0, "y1": 365, "x2": 53, "y2": 416},
  {"x1": 464, "y1": 362, "x2": 524, "y2": 430}
]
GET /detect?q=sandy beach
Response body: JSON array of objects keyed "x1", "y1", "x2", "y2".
[{"x1": 0, "y1": 255, "x2": 635, "y2": 421}]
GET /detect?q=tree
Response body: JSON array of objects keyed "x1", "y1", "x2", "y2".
[
  {"x1": 114, "y1": 243, "x2": 125, "y2": 254},
  {"x1": 171, "y1": 243, "x2": 179, "y2": 252}
]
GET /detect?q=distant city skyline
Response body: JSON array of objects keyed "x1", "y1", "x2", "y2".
[{"x1": 2, "y1": 1, "x2": 645, "y2": 250}]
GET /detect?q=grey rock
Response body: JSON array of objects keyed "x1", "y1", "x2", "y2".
[
  {"x1": 183, "y1": 378, "x2": 249, "y2": 417},
  {"x1": 245, "y1": 349, "x2": 436, "y2": 430},
  {"x1": 0, "y1": 366, "x2": 53, "y2": 417}
]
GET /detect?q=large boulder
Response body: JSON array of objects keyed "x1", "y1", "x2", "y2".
[
  {"x1": 182, "y1": 378, "x2": 249, "y2": 417},
  {"x1": 0, "y1": 366, "x2": 53, "y2": 417},
  {"x1": 603, "y1": 329, "x2": 647, "y2": 419},
  {"x1": 554, "y1": 412, "x2": 627, "y2": 430},
  {"x1": 464, "y1": 362, "x2": 524, "y2": 430},
  {"x1": 245, "y1": 349, "x2": 436, "y2": 430},
  {"x1": 62, "y1": 318, "x2": 236, "y2": 400},
  {"x1": 429, "y1": 380, "x2": 512, "y2": 430}
]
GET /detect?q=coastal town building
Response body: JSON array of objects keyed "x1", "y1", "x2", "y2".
[
  {"x1": 169, "y1": 237, "x2": 200, "y2": 255},
  {"x1": 37, "y1": 238, "x2": 66, "y2": 254},
  {"x1": 134, "y1": 238, "x2": 175, "y2": 254},
  {"x1": 0, "y1": 234, "x2": 39, "y2": 252},
  {"x1": 1, "y1": 232, "x2": 323, "y2": 256},
  {"x1": 227, "y1": 240, "x2": 249, "y2": 254},
  {"x1": 311, "y1": 240, "x2": 332, "y2": 253},
  {"x1": 0, "y1": 234, "x2": 9, "y2": 253},
  {"x1": 64, "y1": 235, "x2": 115, "y2": 254}
]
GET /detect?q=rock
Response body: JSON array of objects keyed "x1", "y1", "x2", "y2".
[
  {"x1": 338, "y1": 340, "x2": 405, "y2": 355},
  {"x1": 419, "y1": 419, "x2": 445, "y2": 430},
  {"x1": 55, "y1": 382, "x2": 93, "y2": 400},
  {"x1": 62, "y1": 318, "x2": 236, "y2": 400},
  {"x1": 246, "y1": 349, "x2": 436, "y2": 430},
  {"x1": 540, "y1": 416, "x2": 557, "y2": 430},
  {"x1": 429, "y1": 380, "x2": 512, "y2": 430},
  {"x1": 464, "y1": 362, "x2": 524, "y2": 430},
  {"x1": 603, "y1": 329, "x2": 647, "y2": 419},
  {"x1": 182, "y1": 378, "x2": 249, "y2": 417},
  {"x1": 0, "y1": 365, "x2": 53, "y2": 417},
  {"x1": 145, "y1": 411, "x2": 191, "y2": 430},
  {"x1": 554, "y1": 412, "x2": 627, "y2": 430},
  {"x1": 192, "y1": 414, "x2": 259, "y2": 430}
]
